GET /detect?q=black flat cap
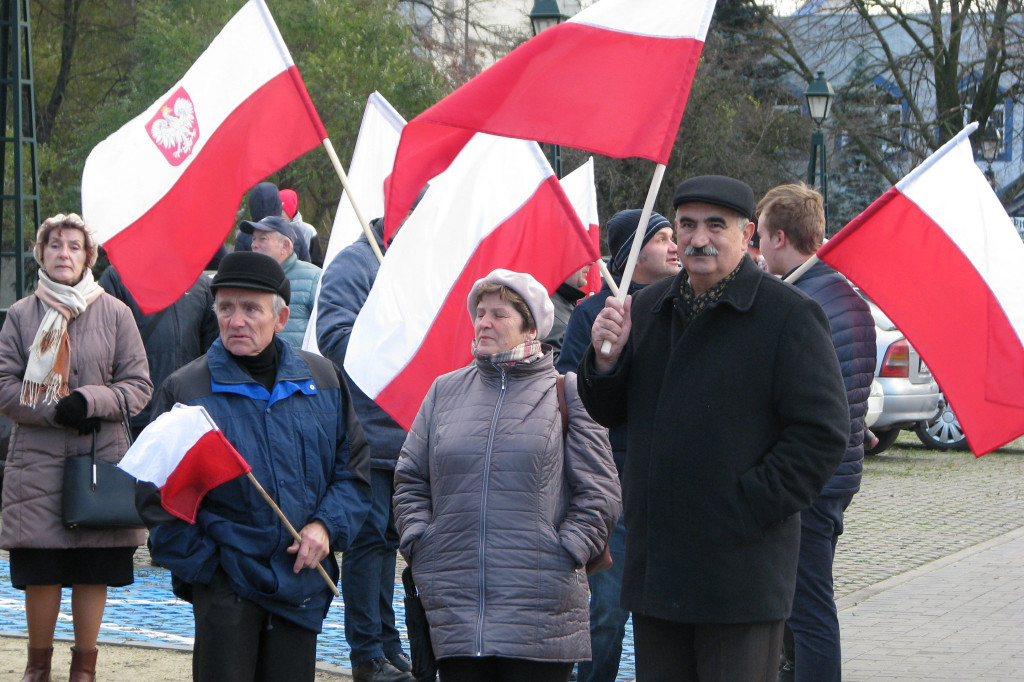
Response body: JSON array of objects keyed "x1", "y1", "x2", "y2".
[
  {"x1": 672, "y1": 175, "x2": 756, "y2": 222},
  {"x1": 211, "y1": 251, "x2": 291, "y2": 304}
]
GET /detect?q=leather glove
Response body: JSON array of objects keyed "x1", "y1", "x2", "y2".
[{"x1": 54, "y1": 392, "x2": 100, "y2": 434}]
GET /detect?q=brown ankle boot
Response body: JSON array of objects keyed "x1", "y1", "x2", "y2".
[
  {"x1": 20, "y1": 645, "x2": 52, "y2": 682},
  {"x1": 68, "y1": 647, "x2": 97, "y2": 682}
]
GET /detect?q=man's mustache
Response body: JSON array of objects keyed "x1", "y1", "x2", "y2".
[{"x1": 685, "y1": 245, "x2": 719, "y2": 256}]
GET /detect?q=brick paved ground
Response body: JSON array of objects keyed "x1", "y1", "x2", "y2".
[
  {"x1": 832, "y1": 433, "x2": 1024, "y2": 680},
  {"x1": 839, "y1": 525, "x2": 1024, "y2": 680},
  {"x1": 835, "y1": 433, "x2": 1024, "y2": 598}
]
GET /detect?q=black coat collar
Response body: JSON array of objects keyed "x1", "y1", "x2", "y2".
[{"x1": 650, "y1": 255, "x2": 765, "y2": 316}]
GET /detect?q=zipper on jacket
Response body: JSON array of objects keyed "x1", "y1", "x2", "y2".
[{"x1": 476, "y1": 366, "x2": 507, "y2": 655}]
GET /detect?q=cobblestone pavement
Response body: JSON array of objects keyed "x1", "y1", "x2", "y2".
[
  {"x1": 839, "y1": 526, "x2": 1024, "y2": 680},
  {"x1": 834, "y1": 434, "x2": 1024, "y2": 598}
]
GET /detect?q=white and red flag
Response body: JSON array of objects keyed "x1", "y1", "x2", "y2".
[
  {"x1": 82, "y1": 0, "x2": 326, "y2": 313},
  {"x1": 382, "y1": 0, "x2": 716, "y2": 237},
  {"x1": 561, "y1": 158, "x2": 602, "y2": 295},
  {"x1": 118, "y1": 404, "x2": 251, "y2": 523},
  {"x1": 345, "y1": 134, "x2": 600, "y2": 430},
  {"x1": 323, "y1": 92, "x2": 407, "y2": 265},
  {"x1": 818, "y1": 124, "x2": 1024, "y2": 456},
  {"x1": 303, "y1": 92, "x2": 407, "y2": 353}
]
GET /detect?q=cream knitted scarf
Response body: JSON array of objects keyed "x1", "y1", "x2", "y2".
[{"x1": 20, "y1": 269, "x2": 103, "y2": 408}]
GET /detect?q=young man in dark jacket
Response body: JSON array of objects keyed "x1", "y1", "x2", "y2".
[
  {"x1": 758, "y1": 183, "x2": 876, "y2": 682},
  {"x1": 140, "y1": 252, "x2": 371, "y2": 682},
  {"x1": 579, "y1": 175, "x2": 849, "y2": 681}
]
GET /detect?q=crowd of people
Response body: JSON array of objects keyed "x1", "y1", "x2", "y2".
[{"x1": 0, "y1": 174, "x2": 871, "y2": 682}]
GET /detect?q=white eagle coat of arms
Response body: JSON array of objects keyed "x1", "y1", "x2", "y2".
[{"x1": 147, "y1": 87, "x2": 200, "y2": 166}]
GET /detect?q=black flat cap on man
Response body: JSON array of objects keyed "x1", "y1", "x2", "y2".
[
  {"x1": 672, "y1": 175, "x2": 757, "y2": 222},
  {"x1": 211, "y1": 251, "x2": 291, "y2": 304}
]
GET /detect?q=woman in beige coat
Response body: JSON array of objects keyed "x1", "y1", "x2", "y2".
[{"x1": 0, "y1": 214, "x2": 152, "y2": 682}]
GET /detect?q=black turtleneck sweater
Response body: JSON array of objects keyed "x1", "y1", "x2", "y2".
[{"x1": 233, "y1": 340, "x2": 279, "y2": 393}]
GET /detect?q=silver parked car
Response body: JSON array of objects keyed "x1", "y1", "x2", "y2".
[
  {"x1": 914, "y1": 391, "x2": 968, "y2": 451},
  {"x1": 862, "y1": 295, "x2": 940, "y2": 455}
]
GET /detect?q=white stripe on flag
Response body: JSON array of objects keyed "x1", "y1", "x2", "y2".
[
  {"x1": 571, "y1": 0, "x2": 715, "y2": 39},
  {"x1": 897, "y1": 134, "x2": 1024, "y2": 346},
  {"x1": 561, "y1": 158, "x2": 598, "y2": 230},
  {"x1": 346, "y1": 134, "x2": 553, "y2": 398},
  {"x1": 302, "y1": 92, "x2": 407, "y2": 354},
  {"x1": 118, "y1": 404, "x2": 217, "y2": 488}
]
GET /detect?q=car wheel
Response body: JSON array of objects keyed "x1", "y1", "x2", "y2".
[
  {"x1": 914, "y1": 394, "x2": 968, "y2": 451},
  {"x1": 865, "y1": 427, "x2": 901, "y2": 456}
]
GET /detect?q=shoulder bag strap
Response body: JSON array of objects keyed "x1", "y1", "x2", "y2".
[
  {"x1": 112, "y1": 386, "x2": 133, "y2": 446},
  {"x1": 556, "y1": 374, "x2": 568, "y2": 439}
]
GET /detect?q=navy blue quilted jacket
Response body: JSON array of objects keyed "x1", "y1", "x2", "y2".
[
  {"x1": 143, "y1": 338, "x2": 372, "y2": 632},
  {"x1": 316, "y1": 218, "x2": 407, "y2": 470},
  {"x1": 791, "y1": 260, "x2": 876, "y2": 497}
]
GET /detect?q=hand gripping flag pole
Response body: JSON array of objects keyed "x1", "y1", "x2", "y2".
[
  {"x1": 193, "y1": 407, "x2": 341, "y2": 598},
  {"x1": 599, "y1": 163, "x2": 666, "y2": 355}
]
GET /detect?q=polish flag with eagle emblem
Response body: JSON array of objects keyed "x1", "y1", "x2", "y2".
[{"x1": 82, "y1": 0, "x2": 326, "y2": 313}]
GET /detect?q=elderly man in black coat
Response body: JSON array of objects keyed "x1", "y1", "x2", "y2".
[{"x1": 578, "y1": 175, "x2": 849, "y2": 682}]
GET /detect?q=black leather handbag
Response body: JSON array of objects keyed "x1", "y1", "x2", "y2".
[
  {"x1": 61, "y1": 389, "x2": 143, "y2": 529},
  {"x1": 402, "y1": 565, "x2": 437, "y2": 682}
]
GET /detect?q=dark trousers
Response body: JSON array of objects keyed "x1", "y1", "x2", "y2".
[
  {"x1": 342, "y1": 467, "x2": 402, "y2": 666},
  {"x1": 577, "y1": 514, "x2": 629, "y2": 682},
  {"x1": 632, "y1": 613, "x2": 784, "y2": 682},
  {"x1": 786, "y1": 494, "x2": 851, "y2": 682},
  {"x1": 438, "y1": 656, "x2": 574, "y2": 682},
  {"x1": 192, "y1": 568, "x2": 317, "y2": 682}
]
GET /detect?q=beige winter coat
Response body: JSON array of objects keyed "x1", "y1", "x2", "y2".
[{"x1": 0, "y1": 291, "x2": 152, "y2": 549}]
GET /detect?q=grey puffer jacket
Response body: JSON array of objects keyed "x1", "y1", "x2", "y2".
[
  {"x1": 394, "y1": 352, "x2": 621, "y2": 663},
  {"x1": 0, "y1": 292, "x2": 152, "y2": 550}
]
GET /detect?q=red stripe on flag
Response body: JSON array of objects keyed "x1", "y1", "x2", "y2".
[
  {"x1": 819, "y1": 190, "x2": 1024, "y2": 455},
  {"x1": 103, "y1": 67, "x2": 324, "y2": 313},
  {"x1": 384, "y1": 25, "x2": 704, "y2": 237},
  {"x1": 375, "y1": 176, "x2": 597, "y2": 429},
  {"x1": 160, "y1": 429, "x2": 252, "y2": 524},
  {"x1": 421, "y1": 25, "x2": 702, "y2": 163}
]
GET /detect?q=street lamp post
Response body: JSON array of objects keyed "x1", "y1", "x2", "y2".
[
  {"x1": 529, "y1": 0, "x2": 567, "y2": 177},
  {"x1": 980, "y1": 121, "x2": 1003, "y2": 191},
  {"x1": 805, "y1": 71, "x2": 835, "y2": 229}
]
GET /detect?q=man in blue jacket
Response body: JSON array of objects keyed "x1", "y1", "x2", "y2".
[
  {"x1": 557, "y1": 208, "x2": 678, "y2": 682},
  {"x1": 757, "y1": 183, "x2": 876, "y2": 682},
  {"x1": 141, "y1": 252, "x2": 371, "y2": 682}
]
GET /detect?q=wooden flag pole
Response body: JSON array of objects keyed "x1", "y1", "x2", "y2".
[
  {"x1": 595, "y1": 258, "x2": 619, "y2": 297},
  {"x1": 783, "y1": 254, "x2": 819, "y2": 284},
  {"x1": 245, "y1": 471, "x2": 341, "y2": 598},
  {"x1": 600, "y1": 163, "x2": 666, "y2": 355},
  {"x1": 322, "y1": 138, "x2": 384, "y2": 265}
]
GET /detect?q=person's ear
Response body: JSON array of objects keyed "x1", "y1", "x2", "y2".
[{"x1": 275, "y1": 306, "x2": 290, "y2": 332}]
